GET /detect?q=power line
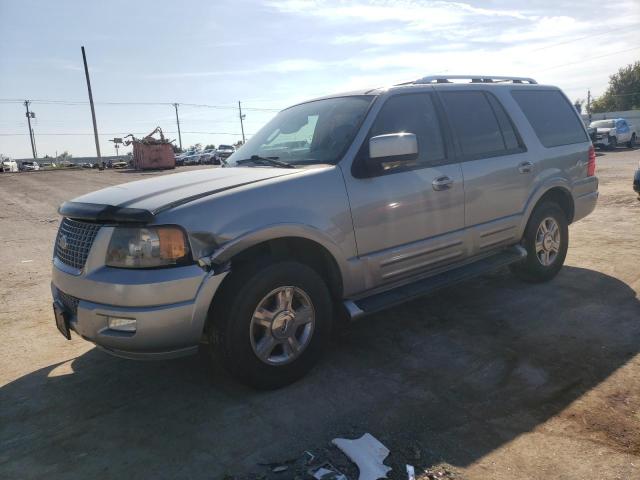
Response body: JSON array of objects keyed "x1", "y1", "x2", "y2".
[
  {"x1": 0, "y1": 98, "x2": 281, "y2": 111},
  {"x1": 0, "y1": 130, "x2": 251, "y2": 136},
  {"x1": 539, "y1": 45, "x2": 640, "y2": 72},
  {"x1": 529, "y1": 24, "x2": 638, "y2": 52}
]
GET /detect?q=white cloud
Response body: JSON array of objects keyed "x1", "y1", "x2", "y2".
[
  {"x1": 333, "y1": 31, "x2": 421, "y2": 45},
  {"x1": 267, "y1": 0, "x2": 531, "y2": 23}
]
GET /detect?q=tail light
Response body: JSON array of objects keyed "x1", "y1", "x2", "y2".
[{"x1": 587, "y1": 145, "x2": 596, "y2": 176}]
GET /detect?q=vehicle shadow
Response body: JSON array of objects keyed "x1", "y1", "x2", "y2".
[
  {"x1": 596, "y1": 145, "x2": 637, "y2": 155},
  {"x1": 1, "y1": 266, "x2": 638, "y2": 478}
]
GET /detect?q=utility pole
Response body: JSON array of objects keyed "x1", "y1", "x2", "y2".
[
  {"x1": 81, "y1": 46, "x2": 101, "y2": 159},
  {"x1": 238, "y1": 101, "x2": 246, "y2": 144},
  {"x1": 173, "y1": 103, "x2": 183, "y2": 150},
  {"x1": 23, "y1": 100, "x2": 37, "y2": 159},
  {"x1": 587, "y1": 90, "x2": 592, "y2": 123}
]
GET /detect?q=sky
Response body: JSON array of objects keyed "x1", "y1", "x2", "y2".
[{"x1": 1, "y1": 0, "x2": 639, "y2": 159}]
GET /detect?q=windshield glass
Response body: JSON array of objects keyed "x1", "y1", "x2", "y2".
[
  {"x1": 227, "y1": 95, "x2": 374, "y2": 166},
  {"x1": 591, "y1": 120, "x2": 615, "y2": 128}
]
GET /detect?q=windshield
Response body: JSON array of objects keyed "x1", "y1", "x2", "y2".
[
  {"x1": 227, "y1": 95, "x2": 374, "y2": 167},
  {"x1": 219, "y1": 145, "x2": 232, "y2": 150},
  {"x1": 591, "y1": 120, "x2": 615, "y2": 128}
]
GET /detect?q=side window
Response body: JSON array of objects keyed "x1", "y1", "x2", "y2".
[
  {"x1": 511, "y1": 90, "x2": 588, "y2": 147},
  {"x1": 440, "y1": 91, "x2": 506, "y2": 159},
  {"x1": 368, "y1": 93, "x2": 446, "y2": 173},
  {"x1": 486, "y1": 93, "x2": 522, "y2": 150}
]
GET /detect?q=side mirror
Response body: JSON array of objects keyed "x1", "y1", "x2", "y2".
[{"x1": 369, "y1": 133, "x2": 418, "y2": 161}]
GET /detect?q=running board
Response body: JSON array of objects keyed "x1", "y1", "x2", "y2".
[{"x1": 344, "y1": 245, "x2": 526, "y2": 320}]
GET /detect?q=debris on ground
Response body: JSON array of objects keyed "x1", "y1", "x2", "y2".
[
  {"x1": 415, "y1": 464, "x2": 461, "y2": 480},
  {"x1": 312, "y1": 462, "x2": 347, "y2": 480},
  {"x1": 406, "y1": 464, "x2": 416, "y2": 480},
  {"x1": 332, "y1": 433, "x2": 391, "y2": 480}
]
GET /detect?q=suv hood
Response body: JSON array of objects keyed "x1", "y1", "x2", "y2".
[
  {"x1": 59, "y1": 167, "x2": 300, "y2": 223},
  {"x1": 596, "y1": 127, "x2": 615, "y2": 134}
]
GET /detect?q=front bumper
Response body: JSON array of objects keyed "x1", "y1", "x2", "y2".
[
  {"x1": 51, "y1": 262, "x2": 228, "y2": 360},
  {"x1": 593, "y1": 135, "x2": 610, "y2": 148}
]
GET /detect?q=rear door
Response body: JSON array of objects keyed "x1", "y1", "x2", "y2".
[
  {"x1": 438, "y1": 89, "x2": 531, "y2": 256},
  {"x1": 343, "y1": 92, "x2": 466, "y2": 289}
]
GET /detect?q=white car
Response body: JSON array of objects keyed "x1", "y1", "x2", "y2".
[
  {"x1": 1, "y1": 159, "x2": 19, "y2": 172},
  {"x1": 590, "y1": 118, "x2": 637, "y2": 150}
]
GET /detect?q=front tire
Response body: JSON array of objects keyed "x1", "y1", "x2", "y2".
[
  {"x1": 608, "y1": 136, "x2": 618, "y2": 150},
  {"x1": 510, "y1": 202, "x2": 568, "y2": 283},
  {"x1": 209, "y1": 261, "x2": 332, "y2": 389},
  {"x1": 628, "y1": 133, "x2": 636, "y2": 149}
]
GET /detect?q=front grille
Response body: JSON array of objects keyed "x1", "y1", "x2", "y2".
[
  {"x1": 56, "y1": 289, "x2": 79, "y2": 316},
  {"x1": 54, "y1": 218, "x2": 102, "y2": 270}
]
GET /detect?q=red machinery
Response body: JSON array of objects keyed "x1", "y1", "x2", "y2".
[{"x1": 124, "y1": 127, "x2": 175, "y2": 170}]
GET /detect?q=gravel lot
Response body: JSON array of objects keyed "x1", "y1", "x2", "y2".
[{"x1": 1, "y1": 152, "x2": 639, "y2": 480}]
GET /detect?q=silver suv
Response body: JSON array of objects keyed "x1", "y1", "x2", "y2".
[{"x1": 51, "y1": 75, "x2": 598, "y2": 389}]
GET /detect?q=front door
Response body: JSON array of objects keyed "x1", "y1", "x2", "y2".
[{"x1": 343, "y1": 92, "x2": 466, "y2": 290}]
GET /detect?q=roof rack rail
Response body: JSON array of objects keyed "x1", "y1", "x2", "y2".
[{"x1": 414, "y1": 75, "x2": 538, "y2": 85}]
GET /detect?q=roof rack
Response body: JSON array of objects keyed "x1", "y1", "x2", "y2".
[{"x1": 413, "y1": 75, "x2": 537, "y2": 85}]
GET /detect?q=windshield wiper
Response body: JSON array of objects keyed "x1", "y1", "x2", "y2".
[{"x1": 235, "y1": 155, "x2": 296, "y2": 169}]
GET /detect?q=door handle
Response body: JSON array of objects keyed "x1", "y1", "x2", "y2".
[
  {"x1": 432, "y1": 176, "x2": 453, "y2": 191},
  {"x1": 518, "y1": 161, "x2": 533, "y2": 174}
]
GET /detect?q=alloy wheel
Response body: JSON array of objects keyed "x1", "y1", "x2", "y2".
[
  {"x1": 535, "y1": 217, "x2": 561, "y2": 266},
  {"x1": 249, "y1": 286, "x2": 315, "y2": 365}
]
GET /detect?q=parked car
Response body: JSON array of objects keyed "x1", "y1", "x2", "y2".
[
  {"x1": 51, "y1": 75, "x2": 598, "y2": 389},
  {"x1": 1, "y1": 158, "x2": 18, "y2": 172},
  {"x1": 112, "y1": 161, "x2": 128, "y2": 169},
  {"x1": 198, "y1": 149, "x2": 218, "y2": 164},
  {"x1": 215, "y1": 144, "x2": 235, "y2": 162},
  {"x1": 21, "y1": 161, "x2": 40, "y2": 171},
  {"x1": 634, "y1": 162, "x2": 640, "y2": 199},
  {"x1": 183, "y1": 154, "x2": 202, "y2": 166},
  {"x1": 590, "y1": 118, "x2": 637, "y2": 150},
  {"x1": 175, "y1": 153, "x2": 188, "y2": 166}
]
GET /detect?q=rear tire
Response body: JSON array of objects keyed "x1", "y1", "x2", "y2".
[
  {"x1": 209, "y1": 261, "x2": 332, "y2": 389},
  {"x1": 510, "y1": 202, "x2": 568, "y2": 283}
]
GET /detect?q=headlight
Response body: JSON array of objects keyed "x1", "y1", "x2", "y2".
[{"x1": 105, "y1": 226, "x2": 191, "y2": 268}]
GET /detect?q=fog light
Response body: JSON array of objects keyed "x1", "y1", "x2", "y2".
[{"x1": 107, "y1": 316, "x2": 137, "y2": 332}]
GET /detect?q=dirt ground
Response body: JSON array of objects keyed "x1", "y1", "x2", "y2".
[{"x1": 1, "y1": 153, "x2": 639, "y2": 480}]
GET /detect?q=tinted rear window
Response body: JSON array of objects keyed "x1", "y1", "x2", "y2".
[
  {"x1": 441, "y1": 91, "x2": 510, "y2": 158},
  {"x1": 512, "y1": 90, "x2": 587, "y2": 147}
]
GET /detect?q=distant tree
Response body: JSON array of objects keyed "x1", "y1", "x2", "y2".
[
  {"x1": 172, "y1": 144, "x2": 182, "y2": 153},
  {"x1": 204, "y1": 144, "x2": 216, "y2": 150},
  {"x1": 591, "y1": 62, "x2": 640, "y2": 113},
  {"x1": 190, "y1": 143, "x2": 203, "y2": 152},
  {"x1": 58, "y1": 151, "x2": 72, "y2": 160},
  {"x1": 233, "y1": 140, "x2": 244, "y2": 148}
]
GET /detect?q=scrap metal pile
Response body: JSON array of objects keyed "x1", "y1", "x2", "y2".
[{"x1": 124, "y1": 127, "x2": 176, "y2": 170}]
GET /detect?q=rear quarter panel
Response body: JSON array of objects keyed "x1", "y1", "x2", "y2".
[{"x1": 502, "y1": 86, "x2": 594, "y2": 234}]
